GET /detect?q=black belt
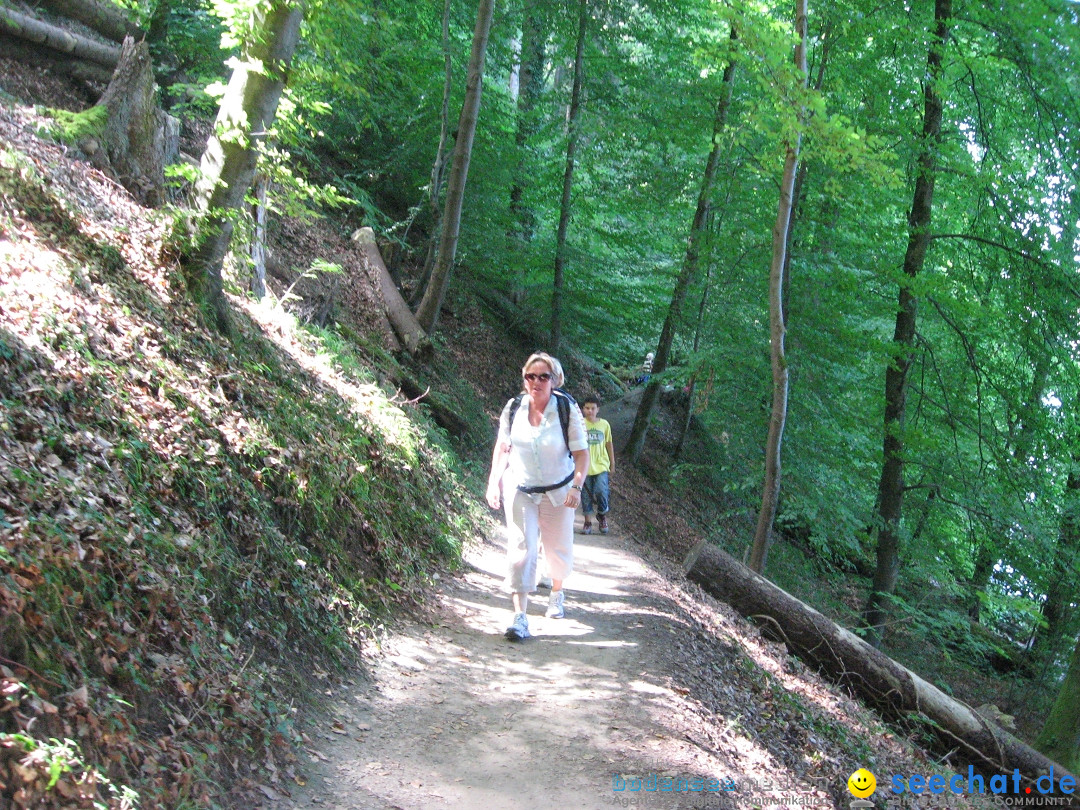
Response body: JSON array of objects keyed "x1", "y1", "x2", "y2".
[{"x1": 517, "y1": 473, "x2": 574, "y2": 495}]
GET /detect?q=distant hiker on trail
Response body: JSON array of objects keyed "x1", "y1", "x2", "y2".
[
  {"x1": 486, "y1": 352, "x2": 589, "y2": 641},
  {"x1": 636, "y1": 352, "x2": 654, "y2": 386},
  {"x1": 580, "y1": 397, "x2": 614, "y2": 535}
]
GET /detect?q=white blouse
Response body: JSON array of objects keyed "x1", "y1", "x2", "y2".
[{"x1": 497, "y1": 393, "x2": 587, "y2": 506}]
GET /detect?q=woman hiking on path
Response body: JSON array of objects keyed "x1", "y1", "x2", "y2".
[{"x1": 485, "y1": 352, "x2": 589, "y2": 640}]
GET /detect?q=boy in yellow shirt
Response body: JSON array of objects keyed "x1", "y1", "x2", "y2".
[{"x1": 580, "y1": 397, "x2": 615, "y2": 534}]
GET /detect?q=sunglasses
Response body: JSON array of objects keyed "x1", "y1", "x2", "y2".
[{"x1": 523, "y1": 373, "x2": 552, "y2": 382}]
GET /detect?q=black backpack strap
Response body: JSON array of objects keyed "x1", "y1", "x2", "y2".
[
  {"x1": 554, "y1": 391, "x2": 571, "y2": 454},
  {"x1": 507, "y1": 394, "x2": 524, "y2": 430}
]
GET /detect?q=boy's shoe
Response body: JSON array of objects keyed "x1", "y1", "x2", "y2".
[
  {"x1": 545, "y1": 590, "x2": 566, "y2": 619},
  {"x1": 598, "y1": 514, "x2": 609, "y2": 534},
  {"x1": 582, "y1": 521, "x2": 593, "y2": 535},
  {"x1": 537, "y1": 575, "x2": 553, "y2": 590},
  {"x1": 505, "y1": 612, "x2": 530, "y2": 641}
]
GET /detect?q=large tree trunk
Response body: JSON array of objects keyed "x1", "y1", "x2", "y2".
[
  {"x1": 35, "y1": 0, "x2": 144, "y2": 43},
  {"x1": 626, "y1": 32, "x2": 738, "y2": 463},
  {"x1": 748, "y1": 3, "x2": 806, "y2": 574},
  {"x1": 96, "y1": 37, "x2": 166, "y2": 206},
  {"x1": 863, "y1": 0, "x2": 951, "y2": 647},
  {"x1": 687, "y1": 542, "x2": 1074, "y2": 785},
  {"x1": 0, "y1": 5, "x2": 121, "y2": 67},
  {"x1": 187, "y1": 0, "x2": 305, "y2": 333},
  {"x1": 551, "y1": 0, "x2": 587, "y2": 354},
  {"x1": 353, "y1": 228, "x2": 431, "y2": 357},
  {"x1": 414, "y1": 0, "x2": 495, "y2": 334},
  {"x1": 1036, "y1": 633, "x2": 1080, "y2": 773}
]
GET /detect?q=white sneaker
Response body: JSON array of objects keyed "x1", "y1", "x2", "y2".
[
  {"x1": 537, "y1": 575, "x2": 553, "y2": 590},
  {"x1": 545, "y1": 590, "x2": 565, "y2": 619},
  {"x1": 505, "y1": 612, "x2": 530, "y2": 641}
]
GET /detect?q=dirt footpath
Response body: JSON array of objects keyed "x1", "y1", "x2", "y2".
[{"x1": 285, "y1": 519, "x2": 748, "y2": 810}]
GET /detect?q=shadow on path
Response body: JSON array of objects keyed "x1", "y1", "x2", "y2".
[{"x1": 285, "y1": 516, "x2": 738, "y2": 810}]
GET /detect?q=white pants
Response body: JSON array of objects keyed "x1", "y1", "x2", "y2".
[{"x1": 505, "y1": 489, "x2": 574, "y2": 594}]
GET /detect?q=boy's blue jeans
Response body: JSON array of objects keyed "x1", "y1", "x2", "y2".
[{"x1": 582, "y1": 471, "x2": 610, "y2": 516}]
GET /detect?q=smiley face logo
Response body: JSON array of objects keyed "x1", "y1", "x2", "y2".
[{"x1": 847, "y1": 768, "x2": 877, "y2": 798}]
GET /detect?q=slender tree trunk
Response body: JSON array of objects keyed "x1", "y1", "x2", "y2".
[
  {"x1": 251, "y1": 174, "x2": 269, "y2": 299},
  {"x1": 626, "y1": 32, "x2": 738, "y2": 463},
  {"x1": 187, "y1": 0, "x2": 305, "y2": 332},
  {"x1": 780, "y1": 18, "x2": 829, "y2": 327},
  {"x1": 509, "y1": 0, "x2": 546, "y2": 271},
  {"x1": 1036, "y1": 632, "x2": 1080, "y2": 773},
  {"x1": 747, "y1": 0, "x2": 806, "y2": 574},
  {"x1": 862, "y1": 0, "x2": 951, "y2": 647},
  {"x1": 967, "y1": 538, "x2": 995, "y2": 622},
  {"x1": 415, "y1": 0, "x2": 454, "y2": 304},
  {"x1": 415, "y1": 0, "x2": 495, "y2": 334},
  {"x1": 551, "y1": 0, "x2": 588, "y2": 354},
  {"x1": 675, "y1": 256, "x2": 714, "y2": 460}
]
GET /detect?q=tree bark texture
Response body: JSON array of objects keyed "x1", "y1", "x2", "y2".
[
  {"x1": 414, "y1": 0, "x2": 494, "y2": 334},
  {"x1": 251, "y1": 175, "x2": 269, "y2": 299},
  {"x1": 96, "y1": 36, "x2": 165, "y2": 206},
  {"x1": 353, "y1": 228, "x2": 431, "y2": 358},
  {"x1": 687, "y1": 542, "x2": 1074, "y2": 785},
  {"x1": 35, "y1": 0, "x2": 144, "y2": 43},
  {"x1": 1036, "y1": 634, "x2": 1080, "y2": 773},
  {"x1": 551, "y1": 0, "x2": 588, "y2": 354},
  {"x1": 189, "y1": 0, "x2": 305, "y2": 332},
  {"x1": 748, "y1": 4, "x2": 805, "y2": 574},
  {"x1": 626, "y1": 33, "x2": 738, "y2": 464},
  {"x1": 863, "y1": 0, "x2": 950, "y2": 647},
  {"x1": 0, "y1": 5, "x2": 121, "y2": 67}
]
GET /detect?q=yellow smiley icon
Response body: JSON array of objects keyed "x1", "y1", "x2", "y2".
[{"x1": 847, "y1": 768, "x2": 877, "y2": 798}]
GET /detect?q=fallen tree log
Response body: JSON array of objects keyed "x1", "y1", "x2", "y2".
[
  {"x1": 35, "y1": 0, "x2": 144, "y2": 44},
  {"x1": 685, "y1": 542, "x2": 1074, "y2": 788},
  {"x1": 0, "y1": 6, "x2": 121, "y2": 67},
  {"x1": 0, "y1": 33, "x2": 115, "y2": 85},
  {"x1": 352, "y1": 227, "x2": 431, "y2": 359}
]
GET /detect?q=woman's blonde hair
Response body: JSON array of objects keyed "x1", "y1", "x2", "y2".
[{"x1": 521, "y1": 351, "x2": 565, "y2": 389}]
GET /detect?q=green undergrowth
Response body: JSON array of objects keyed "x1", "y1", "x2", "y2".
[{"x1": 0, "y1": 146, "x2": 486, "y2": 807}]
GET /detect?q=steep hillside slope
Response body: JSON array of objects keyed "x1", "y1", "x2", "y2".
[{"x1": 0, "y1": 97, "x2": 487, "y2": 808}]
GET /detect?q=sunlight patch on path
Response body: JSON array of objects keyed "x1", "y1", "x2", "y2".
[{"x1": 287, "y1": 527, "x2": 748, "y2": 810}]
